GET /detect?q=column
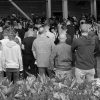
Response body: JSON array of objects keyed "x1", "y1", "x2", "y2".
[
  {"x1": 91, "y1": 0, "x2": 97, "y2": 19},
  {"x1": 62, "y1": 0, "x2": 68, "y2": 20},
  {"x1": 46, "y1": 0, "x2": 51, "y2": 18}
]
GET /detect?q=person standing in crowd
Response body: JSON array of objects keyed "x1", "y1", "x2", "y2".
[
  {"x1": 0, "y1": 42, "x2": 3, "y2": 81},
  {"x1": 22, "y1": 26, "x2": 37, "y2": 78},
  {"x1": 44, "y1": 24, "x2": 55, "y2": 42},
  {"x1": 88, "y1": 25, "x2": 100, "y2": 78},
  {"x1": 0, "y1": 27, "x2": 10, "y2": 77},
  {"x1": 32, "y1": 26, "x2": 55, "y2": 81},
  {"x1": 72, "y1": 24, "x2": 98, "y2": 84},
  {"x1": 50, "y1": 34, "x2": 72, "y2": 79},
  {"x1": 24, "y1": 24, "x2": 34, "y2": 38},
  {"x1": 66, "y1": 20, "x2": 76, "y2": 45},
  {"x1": 0, "y1": 24, "x2": 3, "y2": 40},
  {"x1": 1, "y1": 28, "x2": 10, "y2": 48},
  {"x1": 14, "y1": 29, "x2": 22, "y2": 46},
  {"x1": 1, "y1": 28, "x2": 23, "y2": 83}
]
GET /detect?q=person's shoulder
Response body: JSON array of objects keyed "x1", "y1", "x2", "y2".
[
  {"x1": 73, "y1": 37, "x2": 79, "y2": 42},
  {"x1": 14, "y1": 41, "x2": 20, "y2": 47},
  {"x1": 66, "y1": 43, "x2": 71, "y2": 47},
  {"x1": 33, "y1": 37, "x2": 38, "y2": 44}
]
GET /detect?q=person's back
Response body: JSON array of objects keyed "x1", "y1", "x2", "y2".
[
  {"x1": 23, "y1": 37, "x2": 36, "y2": 56},
  {"x1": 33, "y1": 34, "x2": 54, "y2": 67},
  {"x1": 72, "y1": 24, "x2": 96, "y2": 83},
  {"x1": 24, "y1": 25, "x2": 34, "y2": 38},
  {"x1": 32, "y1": 26, "x2": 55, "y2": 80},
  {"x1": 3, "y1": 40, "x2": 22, "y2": 69},
  {"x1": 1, "y1": 28, "x2": 23, "y2": 83},
  {"x1": 54, "y1": 43, "x2": 72, "y2": 70},
  {"x1": 72, "y1": 36, "x2": 95, "y2": 70},
  {"x1": 50, "y1": 34, "x2": 72, "y2": 79}
]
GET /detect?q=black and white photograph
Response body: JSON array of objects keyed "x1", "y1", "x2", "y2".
[{"x1": 0, "y1": 0, "x2": 99, "y2": 100}]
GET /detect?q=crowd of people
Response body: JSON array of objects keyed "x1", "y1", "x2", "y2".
[{"x1": 0, "y1": 14, "x2": 99, "y2": 84}]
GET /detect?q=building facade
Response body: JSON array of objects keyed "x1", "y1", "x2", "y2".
[{"x1": 0, "y1": 0, "x2": 99, "y2": 20}]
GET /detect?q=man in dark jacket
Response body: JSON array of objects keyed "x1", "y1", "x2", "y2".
[
  {"x1": 22, "y1": 30, "x2": 37, "y2": 79},
  {"x1": 72, "y1": 24, "x2": 98, "y2": 84}
]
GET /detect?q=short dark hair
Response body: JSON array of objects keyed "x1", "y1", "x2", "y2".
[{"x1": 6, "y1": 27, "x2": 16, "y2": 39}]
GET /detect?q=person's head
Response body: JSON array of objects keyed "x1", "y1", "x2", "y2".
[
  {"x1": 3, "y1": 26, "x2": 11, "y2": 39},
  {"x1": 80, "y1": 24, "x2": 92, "y2": 33},
  {"x1": 58, "y1": 33, "x2": 67, "y2": 43},
  {"x1": 7, "y1": 28, "x2": 16, "y2": 40},
  {"x1": 61, "y1": 25, "x2": 67, "y2": 31},
  {"x1": 50, "y1": 26, "x2": 56, "y2": 33},
  {"x1": 28, "y1": 24, "x2": 33, "y2": 30},
  {"x1": 44, "y1": 24, "x2": 50, "y2": 31},
  {"x1": 38, "y1": 26, "x2": 44, "y2": 35},
  {"x1": 33, "y1": 27, "x2": 38, "y2": 32},
  {"x1": 80, "y1": 19, "x2": 86, "y2": 25}
]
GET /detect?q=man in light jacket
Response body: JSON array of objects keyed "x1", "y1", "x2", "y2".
[{"x1": 1, "y1": 28, "x2": 23, "y2": 83}]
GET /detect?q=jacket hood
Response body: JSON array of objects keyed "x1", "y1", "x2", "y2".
[{"x1": 6, "y1": 41, "x2": 17, "y2": 48}]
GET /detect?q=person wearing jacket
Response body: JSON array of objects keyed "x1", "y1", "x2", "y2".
[
  {"x1": 72, "y1": 24, "x2": 97, "y2": 84},
  {"x1": 50, "y1": 33, "x2": 72, "y2": 79},
  {"x1": 32, "y1": 26, "x2": 55, "y2": 81},
  {"x1": 1, "y1": 28, "x2": 23, "y2": 83},
  {"x1": 22, "y1": 27, "x2": 36, "y2": 79}
]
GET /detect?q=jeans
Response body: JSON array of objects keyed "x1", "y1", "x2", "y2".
[
  {"x1": 23, "y1": 55, "x2": 37, "y2": 79},
  {"x1": 75, "y1": 68, "x2": 95, "y2": 84},
  {"x1": 6, "y1": 68, "x2": 19, "y2": 83},
  {"x1": 55, "y1": 69, "x2": 72, "y2": 80}
]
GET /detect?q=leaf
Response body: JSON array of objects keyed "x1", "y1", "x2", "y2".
[{"x1": 0, "y1": 91, "x2": 7, "y2": 100}]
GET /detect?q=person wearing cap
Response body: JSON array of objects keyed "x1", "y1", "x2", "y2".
[
  {"x1": 50, "y1": 33, "x2": 72, "y2": 79},
  {"x1": 1, "y1": 28, "x2": 23, "y2": 83},
  {"x1": 72, "y1": 24, "x2": 97, "y2": 84}
]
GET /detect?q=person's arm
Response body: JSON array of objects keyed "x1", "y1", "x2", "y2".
[
  {"x1": 21, "y1": 39, "x2": 25, "y2": 50},
  {"x1": 71, "y1": 38, "x2": 78, "y2": 66},
  {"x1": 18, "y1": 46, "x2": 23, "y2": 71},
  {"x1": 1, "y1": 48, "x2": 6, "y2": 71},
  {"x1": 94, "y1": 36, "x2": 100, "y2": 56},
  {"x1": 49, "y1": 44, "x2": 57, "y2": 70},
  {"x1": 32, "y1": 41, "x2": 37, "y2": 59},
  {"x1": 71, "y1": 38, "x2": 78, "y2": 53}
]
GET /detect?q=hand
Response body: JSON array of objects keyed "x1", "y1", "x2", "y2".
[{"x1": 49, "y1": 65, "x2": 54, "y2": 70}]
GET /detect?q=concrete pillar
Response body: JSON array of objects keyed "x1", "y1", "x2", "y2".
[
  {"x1": 62, "y1": 0, "x2": 68, "y2": 20},
  {"x1": 91, "y1": 0, "x2": 97, "y2": 19},
  {"x1": 46, "y1": 0, "x2": 51, "y2": 18}
]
